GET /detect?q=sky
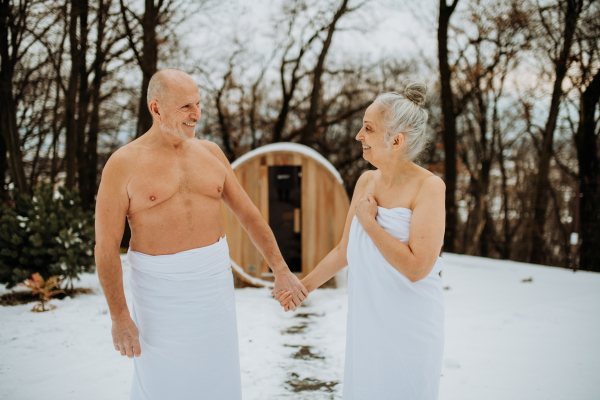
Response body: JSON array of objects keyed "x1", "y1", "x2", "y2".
[{"x1": 179, "y1": 0, "x2": 441, "y2": 79}]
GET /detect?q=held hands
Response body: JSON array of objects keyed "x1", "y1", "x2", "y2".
[
  {"x1": 273, "y1": 290, "x2": 295, "y2": 312},
  {"x1": 111, "y1": 315, "x2": 142, "y2": 358},
  {"x1": 272, "y1": 269, "x2": 308, "y2": 312},
  {"x1": 355, "y1": 192, "x2": 378, "y2": 227},
  {"x1": 271, "y1": 194, "x2": 377, "y2": 312}
]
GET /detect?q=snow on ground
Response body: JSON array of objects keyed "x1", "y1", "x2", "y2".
[{"x1": 1, "y1": 254, "x2": 599, "y2": 400}]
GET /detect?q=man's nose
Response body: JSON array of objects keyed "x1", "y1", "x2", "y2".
[{"x1": 190, "y1": 105, "x2": 201, "y2": 119}]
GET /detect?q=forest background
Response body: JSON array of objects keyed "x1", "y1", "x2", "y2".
[{"x1": 1, "y1": 0, "x2": 599, "y2": 279}]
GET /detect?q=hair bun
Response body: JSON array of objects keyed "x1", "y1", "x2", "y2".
[{"x1": 403, "y1": 81, "x2": 427, "y2": 106}]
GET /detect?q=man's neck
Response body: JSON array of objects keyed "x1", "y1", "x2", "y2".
[{"x1": 145, "y1": 125, "x2": 188, "y2": 150}]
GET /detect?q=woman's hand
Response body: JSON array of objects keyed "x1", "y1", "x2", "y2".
[
  {"x1": 355, "y1": 192, "x2": 378, "y2": 227},
  {"x1": 272, "y1": 290, "x2": 295, "y2": 312}
]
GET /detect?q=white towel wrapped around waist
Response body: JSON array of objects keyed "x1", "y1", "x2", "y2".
[{"x1": 127, "y1": 236, "x2": 242, "y2": 400}]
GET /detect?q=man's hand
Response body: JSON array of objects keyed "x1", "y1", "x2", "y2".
[
  {"x1": 272, "y1": 269, "x2": 308, "y2": 311},
  {"x1": 273, "y1": 290, "x2": 295, "y2": 312},
  {"x1": 111, "y1": 315, "x2": 142, "y2": 358}
]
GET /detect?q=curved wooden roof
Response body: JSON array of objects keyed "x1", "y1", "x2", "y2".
[{"x1": 231, "y1": 142, "x2": 343, "y2": 184}]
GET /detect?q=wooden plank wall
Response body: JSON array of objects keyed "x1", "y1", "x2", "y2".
[
  {"x1": 221, "y1": 151, "x2": 350, "y2": 281},
  {"x1": 301, "y1": 158, "x2": 349, "y2": 275}
]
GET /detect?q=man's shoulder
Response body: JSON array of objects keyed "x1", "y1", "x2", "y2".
[
  {"x1": 194, "y1": 139, "x2": 229, "y2": 164},
  {"x1": 102, "y1": 141, "x2": 142, "y2": 179},
  {"x1": 195, "y1": 138, "x2": 223, "y2": 154}
]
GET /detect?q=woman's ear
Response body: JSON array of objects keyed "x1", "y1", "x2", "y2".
[{"x1": 392, "y1": 133, "x2": 405, "y2": 151}]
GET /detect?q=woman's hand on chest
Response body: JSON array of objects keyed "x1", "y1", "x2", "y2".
[{"x1": 355, "y1": 192, "x2": 379, "y2": 228}]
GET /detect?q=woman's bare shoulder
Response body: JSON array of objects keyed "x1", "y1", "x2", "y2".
[
  {"x1": 415, "y1": 173, "x2": 445, "y2": 202},
  {"x1": 354, "y1": 169, "x2": 377, "y2": 196},
  {"x1": 407, "y1": 165, "x2": 444, "y2": 206}
]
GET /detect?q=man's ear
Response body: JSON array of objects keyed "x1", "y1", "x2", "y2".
[{"x1": 148, "y1": 100, "x2": 161, "y2": 121}]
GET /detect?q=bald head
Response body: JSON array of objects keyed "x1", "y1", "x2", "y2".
[
  {"x1": 147, "y1": 68, "x2": 198, "y2": 108},
  {"x1": 146, "y1": 69, "x2": 201, "y2": 139}
]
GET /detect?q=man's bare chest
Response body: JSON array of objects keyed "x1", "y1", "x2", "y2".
[{"x1": 127, "y1": 152, "x2": 226, "y2": 215}]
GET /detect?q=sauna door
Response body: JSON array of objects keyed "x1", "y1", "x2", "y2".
[{"x1": 268, "y1": 166, "x2": 302, "y2": 272}]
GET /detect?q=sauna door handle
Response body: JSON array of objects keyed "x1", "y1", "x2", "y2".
[{"x1": 294, "y1": 208, "x2": 301, "y2": 233}]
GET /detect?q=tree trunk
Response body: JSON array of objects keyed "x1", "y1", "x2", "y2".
[
  {"x1": 473, "y1": 78, "x2": 493, "y2": 256},
  {"x1": 0, "y1": 83, "x2": 27, "y2": 195},
  {"x1": 215, "y1": 69, "x2": 236, "y2": 161},
  {"x1": 0, "y1": 0, "x2": 28, "y2": 194},
  {"x1": 76, "y1": 0, "x2": 91, "y2": 206},
  {"x1": 0, "y1": 133, "x2": 6, "y2": 199},
  {"x1": 575, "y1": 68, "x2": 600, "y2": 272},
  {"x1": 300, "y1": 0, "x2": 349, "y2": 146},
  {"x1": 85, "y1": 84, "x2": 100, "y2": 209},
  {"x1": 497, "y1": 134, "x2": 512, "y2": 259},
  {"x1": 135, "y1": 0, "x2": 158, "y2": 138},
  {"x1": 438, "y1": 0, "x2": 459, "y2": 252},
  {"x1": 64, "y1": 0, "x2": 82, "y2": 189},
  {"x1": 527, "y1": 0, "x2": 582, "y2": 264},
  {"x1": 83, "y1": 0, "x2": 106, "y2": 209}
]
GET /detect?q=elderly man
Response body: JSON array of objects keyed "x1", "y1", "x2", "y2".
[{"x1": 95, "y1": 68, "x2": 307, "y2": 399}]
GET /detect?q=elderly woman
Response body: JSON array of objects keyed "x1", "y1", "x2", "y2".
[{"x1": 275, "y1": 82, "x2": 446, "y2": 399}]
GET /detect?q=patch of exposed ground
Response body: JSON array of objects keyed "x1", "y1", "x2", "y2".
[
  {"x1": 284, "y1": 345, "x2": 324, "y2": 360},
  {"x1": 285, "y1": 373, "x2": 339, "y2": 392},
  {"x1": 285, "y1": 323, "x2": 308, "y2": 334},
  {"x1": 0, "y1": 288, "x2": 93, "y2": 306},
  {"x1": 294, "y1": 313, "x2": 322, "y2": 318}
]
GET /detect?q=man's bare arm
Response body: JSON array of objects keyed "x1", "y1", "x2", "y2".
[
  {"x1": 95, "y1": 149, "x2": 141, "y2": 357},
  {"x1": 205, "y1": 141, "x2": 308, "y2": 310}
]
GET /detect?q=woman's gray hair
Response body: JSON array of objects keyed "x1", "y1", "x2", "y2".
[{"x1": 374, "y1": 81, "x2": 429, "y2": 161}]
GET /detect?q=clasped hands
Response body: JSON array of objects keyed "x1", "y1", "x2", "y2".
[
  {"x1": 271, "y1": 268, "x2": 309, "y2": 312},
  {"x1": 273, "y1": 193, "x2": 378, "y2": 312}
]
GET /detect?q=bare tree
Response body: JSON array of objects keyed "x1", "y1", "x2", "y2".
[
  {"x1": 271, "y1": 6, "x2": 326, "y2": 143},
  {"x1": 119, "y1": 0, "x2": 207, "y2": 138},
  {"x1": 451, "y1": 0, "x2": 531, "y2": 256},
  {"x1": 438, "y1": 0, "x2": 460, "y2": 252},
  {"x1": 299, "y1": 0, "x2": 353, "y2": 146},
  {"x1": 569, "y1": 0, "x2": 600, "y2": 271},
  {"x1": 0, "y1": 0, "x2": 55, "y2": 195},
  {"x1": 525, "y1": 0, "x2": 583, "y2": 264}
]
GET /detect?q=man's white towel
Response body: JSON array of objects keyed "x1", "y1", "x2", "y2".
[
  {"x1": 344, "y1": 207, "x2": 445, "y2": 400},
  {"x1": 127, "y1": 236, "x2": 242, "y2": 400}
]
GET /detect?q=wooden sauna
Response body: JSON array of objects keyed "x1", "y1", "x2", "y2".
[{"x1": 221, "y1": 143, "x2": 350, "y2": 283}]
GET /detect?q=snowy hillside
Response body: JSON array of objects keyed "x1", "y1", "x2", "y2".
[{"x1": 1, "y1": 253, "x2": 599, "y2": 400}]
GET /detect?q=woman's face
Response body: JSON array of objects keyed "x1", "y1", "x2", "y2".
[
  {"x1": 355, "y1": 104, "x2": 389, "y2": 165},
  {"x1": 356, "y1": 103, "x2": 406, "y2": 166}
]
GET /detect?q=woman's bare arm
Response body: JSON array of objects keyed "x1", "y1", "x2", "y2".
[
  {"x1": 358, "y1": 175, "x2": 445, "y2": 282},
  {"x1": 274, "y1": 171, "x2": 372, "y2": 309}
]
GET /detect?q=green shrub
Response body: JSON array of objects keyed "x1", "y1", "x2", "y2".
[{"x1": 0, "y1": 183, "x2": 95, "y2": 289}]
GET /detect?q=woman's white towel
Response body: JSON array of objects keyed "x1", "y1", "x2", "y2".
[
  {"x1": 345, "y1": 207, "x2": 445, "y2": 400},
  {"x1": 127, "y1": 236, "x2": 242, "y2": 400}
]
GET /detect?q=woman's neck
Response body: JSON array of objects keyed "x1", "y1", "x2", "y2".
[{"x1": 376, "y1": 157, "x2": 415, "y2": 187}]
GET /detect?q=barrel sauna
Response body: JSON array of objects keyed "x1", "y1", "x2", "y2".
[{"x1": 221, "y1": 143, "x2": 350, "y2": 286}]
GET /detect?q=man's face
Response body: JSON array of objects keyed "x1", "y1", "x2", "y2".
[{"x1": 158, "y1": 79, "x2": 201, "y2": 140}]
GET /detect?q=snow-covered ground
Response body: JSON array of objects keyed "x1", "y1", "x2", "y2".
[{"x1": 1, "y1": 254, "x2": 599, "y2": 400}]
